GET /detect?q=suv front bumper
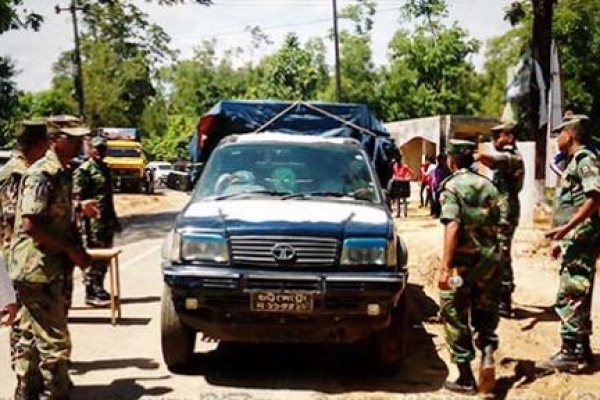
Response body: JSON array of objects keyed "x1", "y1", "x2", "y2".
[{"x1": 163, "y1": 265, "x2": 407, "y2": 343}]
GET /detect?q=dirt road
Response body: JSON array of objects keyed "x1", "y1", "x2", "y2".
[{"x1": 0, "y1": 191, "x2": 598, "y2": 399}]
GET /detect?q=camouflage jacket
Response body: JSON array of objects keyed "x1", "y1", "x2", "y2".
[
  {"x1": 490, "y1": 144, "x2": 524, "y2": 225},
  {"x1": 440, "y1": 168, "x2": 504, "y2": 281},
  {"x1": 73, "y1": 158, "x2": 118, "y2": 244},
  {"x1": 10, "y1": 149, "x2": 80, "y2": 284},
  {"x1": 0, "y1": 151, "x2": 28, "y2": 264},
  {"x1": 552, "y1": 147, "x2": 600, "y2": 241}
]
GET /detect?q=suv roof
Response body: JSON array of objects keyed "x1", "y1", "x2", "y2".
[{"x1": 222, "y1": 132, "x2": 362, "y2": 147}]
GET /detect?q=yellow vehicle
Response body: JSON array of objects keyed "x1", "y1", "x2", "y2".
[{"x1": 99, "y1": 128, "x2": 147, "y2": 193}]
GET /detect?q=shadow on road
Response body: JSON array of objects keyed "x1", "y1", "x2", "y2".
[
  {"x1": 70, "y1": 376, "x2": 172, "y2": 400},
  {"x1": 71, "y1": 358, "x2": 160, "y2": 375},
  {"x1": 120, "y1": 296, "x2": 161, "y2": 305},
  {"x1": 174, "y1": 284, "x2": 447, "y2": 394},
  {"x1": 67, "y1": 316, "x2": 151, "y2": 326},
  {"x1": 115, "y1": 210, "x2": 179, "y2": 246}
]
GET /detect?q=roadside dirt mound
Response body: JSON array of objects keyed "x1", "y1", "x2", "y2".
[{"x1": 114, "y1": 190, "x2": 189, "y2": 217}]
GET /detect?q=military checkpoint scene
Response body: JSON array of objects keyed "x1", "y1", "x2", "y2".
[{"x1": 2, "y1": 0, "x2": 600, "y2": 399}]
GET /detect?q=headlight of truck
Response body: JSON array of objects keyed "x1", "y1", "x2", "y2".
[
  {"x1": 341, "y1": 238, "x2": 387, "y2": 266},
  {"x1": 180, "y1": 233, "x2": 229, "y2": 263}
]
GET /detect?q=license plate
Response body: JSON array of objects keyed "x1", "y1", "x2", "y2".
[{"x1": 251, "y1": 291, "x2": 314, "y2": 313}]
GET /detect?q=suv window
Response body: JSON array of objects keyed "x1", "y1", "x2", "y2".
[{"x1": 192, "y1": 142, "x2": 380, "y2": 203}]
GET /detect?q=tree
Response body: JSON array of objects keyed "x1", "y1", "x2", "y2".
[
  {"x1": 321, "y1": 0, "x2": 378, "y2": 107},
  {"x1": 379, "y1": 0, "x2": 481, "y2": 121},
  {"x1": 256, "y1": 33, "x2": 328, "y2": 100},
  {"x1": 0, "y1": 57, "x2": 21, "y2": 145}
]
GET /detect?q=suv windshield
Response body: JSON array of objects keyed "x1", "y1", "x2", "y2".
[{"x1": 192, "y1": 141, "x2": 380, "y2": 203}]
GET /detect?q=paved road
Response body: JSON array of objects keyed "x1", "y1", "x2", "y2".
[{"x1": 0, "y1": 211, "x2": 445, "y2": 400}]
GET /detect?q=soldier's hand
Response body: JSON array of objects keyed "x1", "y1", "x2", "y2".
[
  {"x1": 1, "y1": 303, "x2": 18, "y2": 326},
  {"x1": 438, "y1": 268, "x2": 451, "y2": 291},
  {"x1": 549, "y1": 242, "x2": 562, "y2": 260},
  {"x1": 81, "y1": 199, "x2": 101, "y2": 219},
  {"x1": 545, "y1": 225, "x2": 569, "y2": 241},
  {"x1": 69, "y1": 248, "x2": 92, "y2": 269}
]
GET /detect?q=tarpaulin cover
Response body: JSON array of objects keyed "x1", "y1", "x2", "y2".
[{"x1": 191, "y1": 100, "x2": 397, "y2": 184}]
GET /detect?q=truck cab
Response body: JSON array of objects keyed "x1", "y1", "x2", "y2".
[{"x1": 99, "y1": 128, "x2": 146, "y2": 193}]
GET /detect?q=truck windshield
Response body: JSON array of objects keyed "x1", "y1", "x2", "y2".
[
  {"x1": 192, "y1": 141, "x2": 381, "y2": 203},
  {"x1": 107, "y1": 148, "x2": 142, "y2": 158}
]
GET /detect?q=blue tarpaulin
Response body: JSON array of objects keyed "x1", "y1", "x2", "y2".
[{"x1": 191, "y1": 100, "x2": 397, "y2": 184}]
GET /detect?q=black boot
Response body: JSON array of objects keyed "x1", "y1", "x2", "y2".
[
  {"x1": 14, "y1": 377, "x2": 37, "y2": 400},
  {"x1": 498, "y1": 291, "x2": 512, "y2": 318},
  {"x1": 536, "y1": 338, "x2": 588, "y2": 373},
  {"x1": 579, "y1": 336, "x2": 594, "y2": 365},
  {"x1": 85, "y1": 279, "x2": 110, "y2": 308},
  {"x1": 479, "y1": 345, "x2": 496, "y2": 395},
  {"x1": 444, "y1": 362, "x2": 477, "y2": 395}
]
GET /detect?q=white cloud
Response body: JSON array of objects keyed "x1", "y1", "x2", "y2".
[{"x1": 0, "y1": 0, "x2": 512, "y2": 92}]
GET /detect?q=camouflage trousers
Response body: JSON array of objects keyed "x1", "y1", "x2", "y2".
[
  {"x1": 84, "y1": 237, "x2": 113, "y2": 285},
  {"x1": 555, "y1": 239, "x2": 599, "y2": 341},
  {"x1": 440, "y1": 277, "x2": 501, "y2": 364},
  {"x1": 500, "y1": 225, "x2": 517, "y2": 296},
  {"x1": 13, "y1": 281, "x2": 72, "y2": 398}
]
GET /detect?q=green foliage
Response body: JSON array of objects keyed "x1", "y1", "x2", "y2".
[
  {"x1": 380, "y1": 1, "x2": 481, "y2": 120},
  {"x1": 143, "y1": 114, "x2": 196, "y2": 161},
  {"x1": 0, "y1": 56, "x2": 20, "y2": 146},
  {"x1": 0, "y1": 0, "x2": 43, "y2": 34},
  {"x1": 256, "y1": 33, "x2": 328, "y2": 100}
]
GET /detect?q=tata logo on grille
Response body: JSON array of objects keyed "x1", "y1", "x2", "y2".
[{"x1": 271, "y1": 243, "x2": 296, "y2": 262}]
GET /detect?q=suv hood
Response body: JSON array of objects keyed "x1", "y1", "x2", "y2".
[{"x1": 181, "y1": 199, "x2": 390, "y2": 238}]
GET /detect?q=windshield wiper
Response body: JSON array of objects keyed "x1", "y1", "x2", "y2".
[
  {"x1": 282, "y1": 191, "x2": 350, "y2": 200},
  {"x1": 213, "y1": 190, "x2": 291, "y2": 200}
]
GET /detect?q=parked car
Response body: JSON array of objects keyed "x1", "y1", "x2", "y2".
[
  {"x1": 147, "y1": 161, "x2": 174, "y2": 187},
  {"x1": 161, "y1": 133, "x2": 410, "y2": 372}
]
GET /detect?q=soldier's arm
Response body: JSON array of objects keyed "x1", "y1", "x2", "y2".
[
  {"x1": 20, "y1": 173, "x2": 90, "y2": 268},
  {"x1": 547, "y1": 155, "x2": 600, "y2": 240},
  {"x1": 476, "y1": 152, "x2": 521, "y2": 171}
]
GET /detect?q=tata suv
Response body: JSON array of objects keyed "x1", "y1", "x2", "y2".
[{"x1": 161, "y1": 133, "x2": 410, "y2": 371}]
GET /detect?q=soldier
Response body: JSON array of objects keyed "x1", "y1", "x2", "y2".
[
  {"x1": 438, "y1": 139, "x2": 505, "y2": 395},
  {"x1": 0, "y1": 121, "x2": 49, "y2": 386},
  {"x1": 73, "y1": 135, "x2": 121, "y2": 307},
  {"x1": 537, "y1": 114, "x2": 599, "y2": 373},
  {"x1": 10, "y1": 125, "x2": 93, "y2": 399},
  {"x1": 474, "y1": 122, "x2": 525, "y2": 317}
]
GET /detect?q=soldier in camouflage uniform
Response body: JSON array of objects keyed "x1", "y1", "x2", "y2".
[
  {"x1": 10, "y1": 125, "x2": 92, "y2": 400},
  {"x1": 0, "y1": 121, "x2": 49, "y2": 388},
  {"x1": 73, "y1": 136, "x2": 121, "y2": 307},
  {"x1": 537, "y1": 114, "x2": 600, "y2": 373},
  {"x1": 474, "y1": 122, "x2": 525, "y2": 317},
  {"x1": 438, "y1": 139, "x2": 505, "y2": 395}
]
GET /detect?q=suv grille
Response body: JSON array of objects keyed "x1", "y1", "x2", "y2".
[{"x1": 230, "y1": 236, "x2": 339, "y2": 267}]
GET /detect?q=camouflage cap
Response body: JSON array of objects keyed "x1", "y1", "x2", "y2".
[
  {"x1": 91, "y1": 136, "x2": 107, "y2": 147},
  {"x1": 15, "y1": 120, "x2": 47, "y2": 138},
  {"x1": 47, "y1": 125, "x2": 91, "y2": 137},
  {"x1": 552, "y1": 114, "x2": 590, "y2": 133},
  {"x1": 446, "y1": 139, "x2": 476, "y2": 156},
  {"x1": 46, "y1": 115, "x2": 82, "y2": 128},
  {"x1": 491, "y1": 121, "x2": 517, "y2": 134}
]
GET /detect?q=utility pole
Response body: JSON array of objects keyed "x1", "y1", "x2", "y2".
[
  {"x1": 332, "y1": 0, "x2": 342, "y2": 103},
  {"x1": 530, "y1": 0, "x2": 554, "y2": 184},
  {"x1": 55, "y1": 0, "x2": 87, "y2": 121}
]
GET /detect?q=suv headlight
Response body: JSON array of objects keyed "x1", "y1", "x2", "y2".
[
  {"x1": 341, "y1": 238, "x2": 387, "y2": 266},
  {"x1": 162, "y1": 230, "x2": 229, "y2": 264}
]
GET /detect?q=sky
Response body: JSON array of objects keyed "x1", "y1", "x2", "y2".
[{"x1": 0, "y1": 0, "x2": 512, "y2": 92}]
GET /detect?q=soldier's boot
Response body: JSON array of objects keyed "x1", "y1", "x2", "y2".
[
  {"x1": 14, "y1": 377, "x2": 37, "y2": 400},
  {"x1": 498, "y1": 291, "x2": 512, "y2": 318},
  {"x1": 443, "y1": 362, "x2": 477, "y2": 395},
  {"x1": 85, "y1": 279, "x2": 110, "y2": 308},
  {"x1": 478, "y1": 345, "x2": 496, "y2": 396},
  {"x1": 536, "y1": 338, "x2": 587, "y2": 374},
  {"x1": 580, "y1": 336, "x2": 594, "y2": 366}
]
